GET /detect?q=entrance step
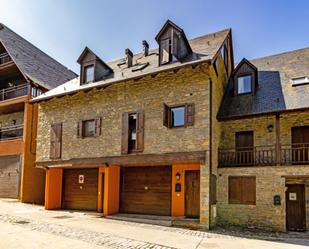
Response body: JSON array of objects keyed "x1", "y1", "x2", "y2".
[
  {"x1": 106, "y1": 213, "x2": 173, "y2": 227},
  {"x1": 172, "y1": 217, "x2": 201, "y2": 230}
]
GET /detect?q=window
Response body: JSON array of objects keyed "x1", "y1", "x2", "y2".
[
  {"x1": 84, "y1": 65, "x2": 94, "y2": 83},
  {"x1": 213, "y1": 57, "x2": 219, "y2": 76},
  {"x1": 160, "y1": 35, "x2": 178, "y2": 65},
  {"x1": 121, "y1": 111, "x2": 144, "y2": 154},
  {"x1": 163, "y1": 103, "x2": 195, "y2": 128},
  {"x1": 237, "y1": 75, "x2": 252, "y2": 94},
  {"x1": 291, "y1": 76, "x2": 309, "y2": 86},
  {"x1": 82, "y1": 119, "x2": 95, "y2": 137},
  {"x1": 31, "y1": 87, "x2": 43, "y2": 97},
  {"x1": 77, "y1": 117, "x2": 101, "y2": 138},
  {"x1": 229, "y1": 176, "x2": 256, "y2": 205},
  {"x1": 223, "y1": 44, "x2": 228, "y2": 70}
]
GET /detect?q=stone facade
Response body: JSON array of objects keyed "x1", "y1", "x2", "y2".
[
  {"x1": 217, "y1": 111, "x2": 309, "y2": 231},
  {"x1": 36, "y1": 64, "x2": 211, "y2": 161}
]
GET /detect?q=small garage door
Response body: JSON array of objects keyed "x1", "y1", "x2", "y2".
[
  {"x1": 120, "y1": 166, "x2": 171, "y2": 216},
  {"x1": 62, "y1": 168, "x2": 98, "y2": 211},
  {"x1": 0, "y1": 156, "x2": 21, "y2": 198}
]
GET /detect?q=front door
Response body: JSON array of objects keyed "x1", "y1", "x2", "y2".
[
  {"x1": 185, "y1": 171, "x2": 200, "y2": 218},
  {"x1": 286, "y1": 184, "x2": 306, "y2": 231},
  {"x1": 235, "y1": 131, "x2": 254, "y2": 165},
  {"x1": 292, "y1": 126, "x2": 309, "y2": 164}
]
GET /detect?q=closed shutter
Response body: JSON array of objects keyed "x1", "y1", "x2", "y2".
[
  {"x1": 77, "y1": 120, "x2": 83, "y2": 138},
  {"x1": 185, "y1": 103, "x2": 195, "y2": 126},
  {"x1": 161, "y1": 39, "x2": 170, "y2": 65},
  {"x1": 229, "y1": 176, "x2": 256, "y2": 205},
  {"x1": 50, "y1": 123, "x2": 62, "y2": 159},
  {"x1": 136, "y1": 111, "x2": 144, "y2": 152},
  {"x1": 163, "y1": 103, "x2": 170, "y2": 128},
  {"x1": 94, "y1": 117, "x2": 102, "y2": 137},
  {"x1": 172, "y1": 32, "x2": 179, "y2": 58},
  {"x1": 121, "y1": 112, "x2": 129, "y2": 154}
]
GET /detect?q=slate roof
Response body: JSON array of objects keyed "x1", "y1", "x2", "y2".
[
  {"x1": 0, "y1": 23, "x2": 77, "y2": 90},
  {"x1": 31, "y1": 28, "x2": 231, "y2": 102},
  {"x1": 218, "y1": 47, "x2": 309, "y2": 119}
]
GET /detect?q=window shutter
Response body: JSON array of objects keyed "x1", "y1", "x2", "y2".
[
  {"x1": 50, "y1": 123, "x2": 62, "y2": 159},
  {"x1": 136, "y1": 110, "x2": 144, "y2": 152},
  {"x1": 242, "y1": 177, "x2": 256, "y2": 205},
  {"x1": 77, "y1": 120, "x2": 83, "y2": 138},
  {"x1": 161, "y1": 39, "x2": 170, "y2": 65},
  {"x1": 185, "y1": 103, "x2": 195, "y2": 126},
  {"x1": 163, "y1": 103, "x2": 170, "y2": 128},
  {"x1": 121, "y1": 112, "x2": 129, "y2": 154},
  {"x1": 94, "y1": 117, "x2": 102, "y2": 137},
  {"x1": 172, "y1": 32, "x2": 179, "y2": 59}
]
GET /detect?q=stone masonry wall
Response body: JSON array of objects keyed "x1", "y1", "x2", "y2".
[
  {"x1": 36, "y1": 64, "x2": 210, "y2": 161},
  {"x1": 217, "y1": 166, "x2": 309, "y2": 232}
]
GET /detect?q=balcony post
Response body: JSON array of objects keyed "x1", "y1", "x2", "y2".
[{"x1": 275, "y1": 113, "x2": 281, "y2": 165}]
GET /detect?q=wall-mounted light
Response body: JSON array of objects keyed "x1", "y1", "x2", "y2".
[
  {"x1": 176, "y1": 173, "x2": 181, "y2": 181},
  {"x1": 267, "y1": 124, "x2": 274, "y2": 133}
]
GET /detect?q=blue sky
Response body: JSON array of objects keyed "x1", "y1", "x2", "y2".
[{"x1": 1, "y1": 0, "x2": 309, "y2": 73}]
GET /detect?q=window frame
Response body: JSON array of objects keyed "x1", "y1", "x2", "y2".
[
  {"x1": 236, "y1": 73, "x2": 253, "y2": 95},
  {"x1": 82, "y1": 119, "x2": 96, "y2": 138},
  {"x1": 163, "y1": 103, "x2": 195, "y2": 129},
  {"x1": 82, "y1": 64, "x2": 95, "y2": 84}
]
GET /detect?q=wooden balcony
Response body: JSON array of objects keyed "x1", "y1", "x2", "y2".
[
  {"x1": 219, "y1": 144, "x2": 309, "y2": 167},
  {"x1": 218, "y1": 145, "x2": 276, "y2": 167},
  {"x1": 0, "y1": 124, "x2": 23, "y2": 141},
  {"x1": 0, "y1": 52, "x2": 11, "y2": 65},
  {"x1": 0, "y1": 83, "x2": 29, "y2": 101}
]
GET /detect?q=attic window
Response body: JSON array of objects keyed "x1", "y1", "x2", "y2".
[
  {"x1": 84, "y1": 65, "x2": 94, "y2": 83},
  {"x1": 291, "y1": 76, "x2": 309, "y2": 86},
  {"x1": 237, "y1": 75, "x2": 252, "y2": 94}
]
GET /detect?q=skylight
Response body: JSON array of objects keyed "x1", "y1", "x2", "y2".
[{"x1": 291, "y1": 76, "x2": 309, "y2": 86}]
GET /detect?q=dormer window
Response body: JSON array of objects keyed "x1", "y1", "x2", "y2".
[
  {"x1": 155, "y1": 20, "x2": 192, "y2": 66},
  {"x1": 84, "y1": 65, "x2": 94, "y2": 83},
  {"x1": 237, "y1": 75, "x2": 252, "y2": 94}
]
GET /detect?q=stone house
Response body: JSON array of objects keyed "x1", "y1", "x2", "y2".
[
  {"x1": 32, "y1": 20, "x2": 233, "y2": 229},
  {"x1": 32, "y1": 20, "x2": 309, "y2": 232},
  {"x1": 0, "y1": 23, "x2": 76, "y2": 204}
]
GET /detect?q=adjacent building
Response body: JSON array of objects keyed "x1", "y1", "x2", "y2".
[
  {"x1": 0, "y1": 23, "x2": 76, "y2": 203},
  {"x1": 31, "y1": 20, "x2": 309, "y2": 232}
]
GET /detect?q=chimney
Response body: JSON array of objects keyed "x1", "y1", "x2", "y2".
[
  {"x1": 125, "y1": 48, "x2": 133, "y2": 67},
  {"x1": 142, "y1": 40, "x2": 149, "y2": 56}
]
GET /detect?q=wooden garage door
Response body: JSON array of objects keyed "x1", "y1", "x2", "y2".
[
  {"x1": 120, "y1": 166, "x2": 171, "y2": 216},
  {"x1": 0, "y1": 156, "x2": 21, "y2": 198},
  {"x1": 62, "y1": 168, "x2": 98, "y2": 211}
]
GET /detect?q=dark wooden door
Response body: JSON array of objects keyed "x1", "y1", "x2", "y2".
[
  {"x1": 185, "y1": 171, "x2": 200, "y2": 218},
  {"x1": 286, "y1": 184, "x2": 306, "y2": 231},
  {"x1": 0, "y1": 156, "x2": 20, "y2": 198},
  {"x1": 120, "y1": 166, "x2": 171, "y2": 216},
  {"x1": 292, "y1": 126, "x2": 309, "y2": 164},
  {"x1": 236, "y1": 131, "x2": 254, "y2": 165},
  {"x1": 62, "y1": 168, "x2": 98, "y2": 211}
]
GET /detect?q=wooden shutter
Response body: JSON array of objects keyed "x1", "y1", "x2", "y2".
[
  {"x1": 185, "y1": 103, "x2": 195, "y2": 126},
  {"x1": 50, "y1": 123, "x2": 62, "y2": 159},
  {"x1": 161, "y1": 39, "x2": 170, "y2": 65},
  {"x1": 172, "y1": 31, "x2": 178, "y2": 58},
  {"x1": 136, "y1": 111, "x2": 144, "y2": 152},
  {"x1": 94, "y1": 117, "x2": 102, "y2": 137},
  {"x1": 121, "y1": 112, "x2": 129, "y2": 154},
  {"x1": 228, "y1": 176, "x2": 256, "y2": 205},
  {"x1": 163, "y1": 103, "x2": 170, "y2": 128},
  {"x1": 77, "y1": 120, "x2": 83, "y2": 138}
]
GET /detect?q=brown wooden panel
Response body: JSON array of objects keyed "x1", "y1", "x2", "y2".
[
  {"x1": 0, "y1": 155, "x2": 20, "y2": 198},
  {"x1": 185, "y1": 170, "x2": 200, "y2": 218},
  {"x1": 62, "y1": 168, "x2": 98, "y2": 211},
  {"x1": 292, "y1": 126, "x2": 309, "y2": 164},
  {"x1": 50, "y1": 123, "x2": 62, "y2": 159},
  {"x1": 120, "y1": 166, "x2": 171, "y2": 216},
  {"x1": 229, "y1": 176, "x2": 256, "y2": 205},
  {"x1": 286, "y1": 184, "x2": 306, "y2": 231},
  {"x1": 121, "y1": 112, "x2": 129, "y2": 154}
]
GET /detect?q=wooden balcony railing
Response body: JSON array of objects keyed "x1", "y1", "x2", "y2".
[
  {"x1": 0, "y1": 124, "x2": 23, "y2": 141},
  {"x1": 0, "y1": 83, "x2": 29, "y2": 101},
  {"x1": 281, "y1": 143, "x2": 309, "y2": 165},
  {"x1": 0, "y1": 52, "x2": 11, "y2": 65},
  {"x1": 219, "y1": 143, "x2": 309, "y2": 167}
]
